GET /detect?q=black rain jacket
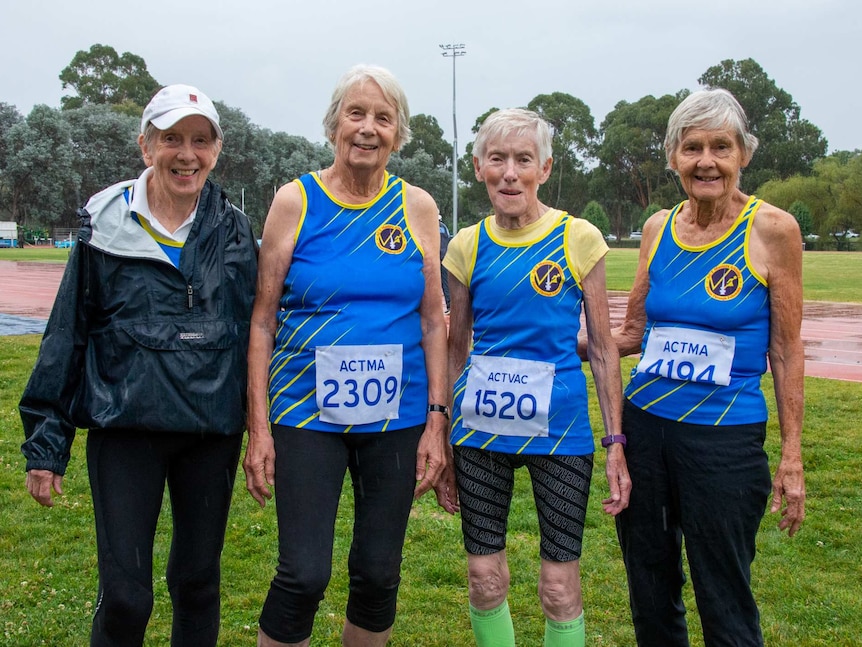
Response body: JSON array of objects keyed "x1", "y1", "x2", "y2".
[{"x1": 19, "y1": 178, "x2": 258, "y2": 475}]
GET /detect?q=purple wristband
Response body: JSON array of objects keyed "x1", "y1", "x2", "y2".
[{"x1": 601, "y1": 434, "x2": 627, "y2": 448}]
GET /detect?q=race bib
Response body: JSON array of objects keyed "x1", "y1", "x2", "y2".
[
  {"x1": 462, "y1": 354, "x2": 554, "y2": 437},
  {"x1": 636, "y1": 326, "x2": 735, "y2": 386},
  {"x1": 315, "y1": 344, "x2": 402, "y2": 425}
]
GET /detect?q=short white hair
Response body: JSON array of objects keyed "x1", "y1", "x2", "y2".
[{"x1": 473, "y1": 108, "x2": 553, "y2": 166}]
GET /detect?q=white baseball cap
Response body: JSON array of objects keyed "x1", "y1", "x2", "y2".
[{"x1": 140, "y1": 84, "x2": 223, "y2": 140}]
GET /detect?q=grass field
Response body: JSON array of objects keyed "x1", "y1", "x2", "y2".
[
  {"x1": 1, "y1": 250, "x2": 860, "y2": 645},
  {"x1": 4, "y1": 247, "x2": 859, "y2": 303}
]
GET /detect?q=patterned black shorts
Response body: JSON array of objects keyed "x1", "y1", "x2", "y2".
[{"x1": 453, "y1": 446, "x2": 593, "y2": 562}]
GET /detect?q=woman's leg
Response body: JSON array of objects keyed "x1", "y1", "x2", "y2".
[
  {"x1": 616, "y1": 402, "x2": 690, "y2": 647},
  {"x1": 258, "y1": 426, "x2": 349, "y2": 645},
  {"x1": 343, "y1": 426, "x2": 424, "y2": 644},
  {"x1": 87, "y1": 430, "x2": 168, "y2": 647},
  {"x1": 165, "y1": 432, "x2": 242, "y2": 646}
]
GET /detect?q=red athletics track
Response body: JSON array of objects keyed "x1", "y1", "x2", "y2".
[{"x1": 1, "y1": 259, "x2": 861, "y2": 383}]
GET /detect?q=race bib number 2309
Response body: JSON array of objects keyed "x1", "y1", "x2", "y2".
[{"x1": 315, "y1": 344, "x2": 402, "y2": 425}]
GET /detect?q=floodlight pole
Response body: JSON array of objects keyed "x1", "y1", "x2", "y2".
[{"x1": 440, "y1": 43, "x2": 466, "y2": 234}]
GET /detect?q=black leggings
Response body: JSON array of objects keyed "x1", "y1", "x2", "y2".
[
  {"x1": 258, "y1": 425, "x2": 423, "y2": 643},
  {"x1": 86, "y1": 429, "x2": 242, "y2": 647},
  {"x1": 616, "y1": 401, "x2": 771, "y2": 647}
]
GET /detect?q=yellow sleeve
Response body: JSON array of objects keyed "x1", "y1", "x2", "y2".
[
  {"x1": 565, "y1": 217, "x2": 609, "y2": 285},
  {"x1": 442, "y1": 222, "x2": 481, "y2": 287}
]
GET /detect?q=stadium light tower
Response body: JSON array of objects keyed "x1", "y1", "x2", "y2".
[{"x1": 439, "y1": 42, "x2": 466, "y2": 234}]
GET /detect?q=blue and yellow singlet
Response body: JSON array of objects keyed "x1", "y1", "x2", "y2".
[
  {"x1": 268, "y1": 171, "x2": 428, "y2": 432},
  {"x1": 447, "y1": 210, "x2": 603, "y2": 456},
  {"x1": 625, "y1": 196, "x2": 771, "y2": 425}
]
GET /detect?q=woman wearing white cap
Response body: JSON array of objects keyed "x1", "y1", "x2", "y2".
[{"x1": 20, "y1": 84, "x2": 258, "y2": 646}]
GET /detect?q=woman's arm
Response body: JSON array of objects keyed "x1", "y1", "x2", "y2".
[
  {"x1": 581, "y1": 256, "x2": 631, "y2": 515},
  {"x1": 752, "y1": 203, "x2": 806, "y2": 536},
  {"x1": 242, "y1": 181, "x2": 302, "y2": 507},
  {"x1": 404, "y1": 184, "x2": 455, "y2": 512}
]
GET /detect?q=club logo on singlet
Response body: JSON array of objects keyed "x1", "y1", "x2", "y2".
[
  {"x1": 530, "y1": 260, "x2": 564, "y2": 297},
  {"x1": 705, "y1": 264, "x2": 743, "y2": 300},
  {"x1": 375, "y1": 224, "x2": 406, "y2": 254}
]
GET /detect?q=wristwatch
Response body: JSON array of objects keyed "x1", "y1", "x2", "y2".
[
  {"x1": 601, "y1": 434, "x2": 627, "y2": 448},
  {"x1": 427, "y1": 404, "x2": 450, "y2": 419}
]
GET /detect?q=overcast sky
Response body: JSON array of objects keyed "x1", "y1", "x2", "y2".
[{"x1": 2, "y1": 0, "x2": 859, "y2": 154}]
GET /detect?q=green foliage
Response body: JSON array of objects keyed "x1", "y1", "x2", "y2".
[
  {"x1": 58, "y1": 43, "x2": 160, "y2": 111},
  {"x1": 639, "y1": 202, "x2": 665, "y2": 231},
  {"x1": 2, "y1": 105, "x2": 79, "y2": 226},
  {"x1": 400, "y1": 114, "x2": 452, "y2": 169},
  {"x1": 698, "y1": 58, "x2": 828, "y2": 192},
  {"x1": 64, "y1": 105, "x2": 142, "y2": 203},
  {"x1": 596, "y1": 93, "x2": 684, "y2": 209},
  {"x1": 788, "y1": 200, "x2": 813, "y2": 237},
  {"x1": 756, "y1": 151, "x2": 862, "y2": 247},
  {"x1": 528, "y1": 92, "x2": 596, "y2": 212},
  {"x1": 388, "y1": 149, "x2": 453, "y2": 218},
  {"x1": 580, "y1": 200, "x2": 610, "y2": 236}
]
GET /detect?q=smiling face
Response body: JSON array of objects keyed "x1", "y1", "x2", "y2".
[
  {"x1": 474, "y1": 133, "x2": 552, "y2": 225},
  {"x1": 138, "y1": 115, "x2": 221, "y2": 203},
  {"x1": 670, "y1": 127, "x2": 750, "y2": 203},
  {"x1": 332, "y1": 80, "x2": 400, "y2": 172}
]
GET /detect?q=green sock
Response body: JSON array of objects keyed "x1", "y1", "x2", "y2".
[
  {"x1": 469, "y1": 600, "x2": 515, "y2": 647},
  {"x1": 544, "y1": 612, "x2": 584, "y2": 647}
]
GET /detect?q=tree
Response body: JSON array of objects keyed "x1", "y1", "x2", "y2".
[
  {"x1": 756, "y1": 151, "x2": 862, "y2": 246},
  {"x1": 698, "y1": 58, "x2": 828, "y2": 192},
  {"x1": 208, "y1": 102, "x2": 270, "y2": 222},
  {"x1": 64, "y1": 104, "x2": 142, "y2": 204},
  {"x1": 400, "y1": 114, "x2": 452, "y2": 169},
  {"x1": 3, "y1": 105, "x2": 79, "y2": 226},
  {"x1": 788, "y1": 200, "x2": 813, "y2": 238},
  {"x1": 594, "y1": 93, "x2": 684, "y2": 236},
  {"x1": 638, "y1": 202, "x2": 665, "y2": 232},
  {"x1": 579, "y1": 200, "x2": 610, "y2": 237},
  {"x1": 388, "y1": 150, "x2": 453, "y2": 218},
  {"x1": 0, "y1": 103, "x2": 23, "y2": 171},
  {"x1": 59, "y1": 44, "x2": 160, "y2": 112},
  {"x1": 596, "y1": 93, "x2": 683, "y2": 210},
  {"x1": 527, "y1": 92, "x2": 596, "y2": 212}
]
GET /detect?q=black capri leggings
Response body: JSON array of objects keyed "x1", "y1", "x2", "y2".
[
  {"x1": 87, "y1": 429, "x2": 242, "y2": 647},
  {"x1": 258, "y1": 424, "x2": 424, "y2": 643}
]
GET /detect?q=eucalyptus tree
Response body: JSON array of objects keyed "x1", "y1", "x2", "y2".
[
  {"x1": 595, "y1": 92, "x2": 682, "y2": 211},
  {"x1": 59, "y1": 43, "x2": 160, "y2": 112},
  {"x1": 401, "y1": 114, "x2": 453, "y2": 169},
  {"x1": 527, "y1": 92, "x2": 596, "y2": 213},
  {"x1": 64, "y1": 104, "x2": 142, "y2": 204},
  {"x1": 3, "y1": 105, "x2": 79, "y2": 226}
]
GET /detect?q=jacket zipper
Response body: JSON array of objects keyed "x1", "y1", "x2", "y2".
[{"x1": 187, "y1": 284, "x2": 194, "y2": 309}]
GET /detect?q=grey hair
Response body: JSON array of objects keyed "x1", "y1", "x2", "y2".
[
  {"x1": 473, "y1": 108, "x2": 553, "y2": 167},
  {"x1": 322, "y1": 64, "x2": 412, "y2": 150},
  {"x1": 664, "y1": 88, "x2": 759, "y2": 164}
]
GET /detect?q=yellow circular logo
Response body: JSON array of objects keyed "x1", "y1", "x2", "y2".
[
  {"x1": 705, "y1": 264, "x2": 743, "y2": 300},
  {"x1": 530, "y1": 260, "x2": 564, "y2": 297},
  {"x1": 375, "y1": 224, "x2": 406, "y2": 254}
]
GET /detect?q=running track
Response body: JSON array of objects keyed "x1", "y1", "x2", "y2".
[{"x1": 1, "y1": 259, "x2": 860, "y2": 382}]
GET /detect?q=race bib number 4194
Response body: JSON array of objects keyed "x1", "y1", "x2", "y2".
[
  {"x1": 636, "y1": 326, "x2": 735, "y2": 386},
  {"x1": 461, "y1": 354, "x2": 554, "y2": 437},
  {"x1": 315, "y1": 344, "x2": 403, "y2": 425}
]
